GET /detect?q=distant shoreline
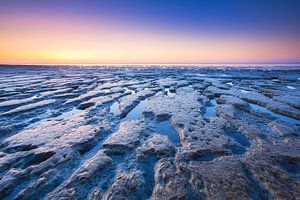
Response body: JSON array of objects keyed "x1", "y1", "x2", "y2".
[{"x1": 1, "y1": 63, "x2": 300, "y2": 70}]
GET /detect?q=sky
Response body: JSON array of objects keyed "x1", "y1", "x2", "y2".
[{"x1": 0, "y1": 0, "x2": 300, "y2": 64}]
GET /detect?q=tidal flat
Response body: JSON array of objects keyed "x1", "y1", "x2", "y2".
[{"x1": 0, "y1": 65, "x2": 299, "y2": 199}]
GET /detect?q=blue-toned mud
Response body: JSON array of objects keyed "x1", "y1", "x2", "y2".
[
  {"x1": 194, "y1": 154, "x2": 219, "y2": 162},
  {"x1": 279, "y1": 160, "x2": 300, "y2": 175}
]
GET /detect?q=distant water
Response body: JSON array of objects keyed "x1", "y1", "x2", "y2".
[{"x1": 1, "y1": 63, "x2": 300, "y2": 70}]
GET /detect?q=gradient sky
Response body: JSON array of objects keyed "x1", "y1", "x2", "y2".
[{"x1": 1, "y1": 0, "x2": 300, "y2": 64}]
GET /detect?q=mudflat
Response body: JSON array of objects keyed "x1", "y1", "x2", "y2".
[{"x1": 0, "y1": 65, "x2": 299, "y2": 199}]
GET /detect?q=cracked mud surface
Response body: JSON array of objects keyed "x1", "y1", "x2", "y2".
[{"x1": 0, "y1": 66, "x2": 299, "y2": 200}]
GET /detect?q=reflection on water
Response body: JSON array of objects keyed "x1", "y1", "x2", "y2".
[
  {"x1": 109, "y1": 101, "x2": 121, "y2": 116},
  {"x1": 203, "y1": 99, "x2": 217, "y2": 119},
  {"x1": 250, "y1": 103, "x2": 299, "y2": 124},
  {"x1": 164, "y1": 88, "x2": 176, "y2": 97},
  {"x1": 124, "y1": 87, "x2": 136, "y2": 94},
  {"x1": 155, "y1": 120, "x2": 180, "y2": 145},
  {"x1": 228, "y1": 131, "x2": 250, "y2": 147},
  {"x1": 227, "y1": 130, "x2": 250, "y2": 155},
  {"x1": 122, "y1": 99, "x2": 148, "y2": 121}
]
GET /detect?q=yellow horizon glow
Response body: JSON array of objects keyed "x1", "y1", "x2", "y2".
[{"x1": 1, "y1": 15, "x2": 300, "y2": 64}]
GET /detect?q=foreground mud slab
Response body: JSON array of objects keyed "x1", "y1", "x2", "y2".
[{"x1": 0, "y1": 66, "x2": 299, "y2": 200}]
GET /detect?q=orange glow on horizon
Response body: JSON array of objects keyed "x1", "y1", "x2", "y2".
[{"x1": 1, "y1": 14, "x2": 300, "y2": 64}]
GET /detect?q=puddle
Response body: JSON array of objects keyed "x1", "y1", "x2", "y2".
[
  {"x1": 54, "y1": 107, "x2": 81, "y2": 120},
  {"x1": 121, "y1": 99, "x2": 148, "y2": 121},
  {"x1": 27, "y1": 107, "x2": 81, "y2": 128},
  {"x1": 226, "y1": 82, "x2": 234, "y2": 86},
  {"x1": 228, "y1": 144, "x2": 246, "y2": 155},
  {"x1": 240, "y1": 89, "x2": 250, "y2": 94},
  {"x1": 155, "y1": 91, "x2": 163, "y2": 96},
  {"x1": 228, "y1": 131, "x2": 250, "y2": 147},
  {"x1": 155, "y1": 120, "x2": 181, "y2": 145},
  {"x1": 109, "y1": 101, "x2": 121, "y2": 116},
  {"x1": 250, "y1": 103, "x2": 299, "y2": 124},
  {"x1": 226, "y1": 129, "x2": 250, "y2": 155},
  {"x1": 81, "y1": 121, "x2": 122, "y2": 163},
  {"x1": 287, "y1": 86, "x2": 296, "y2": 90},
  {"x1": 164, "y1": 88, "x2": 176, "y2": 97},
  {"x1": 203, "y1": 99, "x2": 217, "y2": 119},
  {"x1": 124, "y1": 87, "x2": 136, "y2": 94}
]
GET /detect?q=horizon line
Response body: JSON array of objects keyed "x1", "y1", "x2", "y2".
[{"x1": 1, "y1": 62, "x2": 300, "y2": 66}]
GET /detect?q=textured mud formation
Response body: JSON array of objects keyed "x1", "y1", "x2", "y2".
[{"x1": 0, "y1": 65, "x2": 299, "y2": 200}]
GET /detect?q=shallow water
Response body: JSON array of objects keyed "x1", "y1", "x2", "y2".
[
  {"x1": 228, "y1": 131, "x2": 250, "y2": 147},
  {"x1": 250, "y1": 103, "x2": 299, "y2": 124},
  {"x1": 109, "y1": 101, "x2": 121, "y2": 116},
  {"x1": 203, "y1": 99, "x2": 217, "y2": 119},
  {"x1": 124, "y1": 87, "x2": 136, "y2": 95},
  {"x1": 122, "y1": 99, "x2": 148, "y2": 121},
  {"x1": 164, "y1": 88, "x2": 176, "y2": 97},
  {"x1": 229, "y1": 144, "x2": 246, "y2": 155},
  {"x1": 155, "y1": 120, "x2": 180, "y2": 145}
]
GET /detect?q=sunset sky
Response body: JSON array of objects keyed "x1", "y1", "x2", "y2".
[{"x1": 0, "y1": 0, "x2": 300, "y2": 64}]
